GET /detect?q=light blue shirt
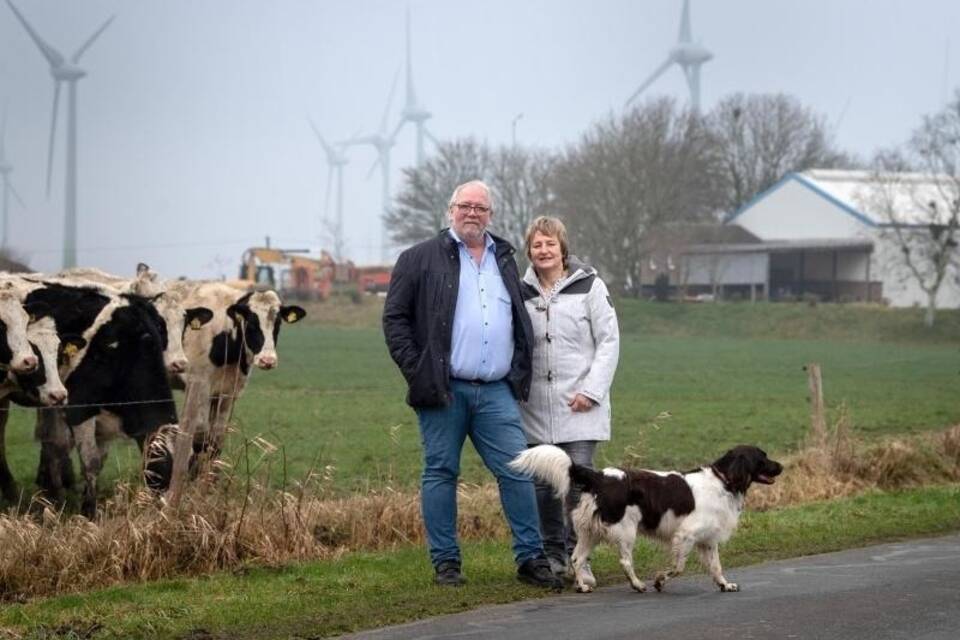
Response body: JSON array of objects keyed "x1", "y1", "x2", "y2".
[{"x1": 448, "y1": 229, "x2": 514, "y2": 382}]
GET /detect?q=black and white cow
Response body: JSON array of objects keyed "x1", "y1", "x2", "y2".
[
  {"x1": 57, "y1": 264, "x2": 214, "y2": 376},
  {"x1": 24, "y1": 281, "x2": 179, "y2": 516},
  {"x1": 167, "y1": 281, "x2": 305, "y2": 460},
  {"x1": 0, "y1": 316, "x2": 85, "y2": 502},
  {"x1": 0, "y1": 277, "x2": 44, "y2": 375}
]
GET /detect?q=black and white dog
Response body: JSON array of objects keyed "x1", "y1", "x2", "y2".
[{"x1": 510, "y1": 445, "x2": 783, "y2": 594}]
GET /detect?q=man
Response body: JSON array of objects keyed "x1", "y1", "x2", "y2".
[{"x1": 383, "y1": 180, "x2": 562, "y2": 589}]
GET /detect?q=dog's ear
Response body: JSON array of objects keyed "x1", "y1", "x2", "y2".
[{"x1": 713, "y1": 448, "x2": 753, "y2": 494}]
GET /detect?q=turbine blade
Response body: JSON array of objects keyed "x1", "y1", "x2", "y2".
[
  {"x1": 625, "y1": 56, "x2": 674, "y2": 107},
  {"x1": 687, "y1": 64, "x2": 702, "y2": 111},
  {"x1": 366, "y1": 156, "x2": 381, "y2": 180},
  {"x1": 678, "y1": 0, "x2": 692, "y2": 43},
  {"x1": 323, "y1": 165, "x2": 334, "y2": 220},
  {"x1": 71, "y1": 14, "x2": 115, "y2": 63},
  {"x1": 46, "y1": 81, "x2": 61, "y2": 197},
  {"x1": 5, "y1": 0, "x2": 65, "y2": 68},
  {"x1": 389, "y1": 119, "x2": 407, "y2": 144},
  {"x1": 404, "y1": 7, "x2": 418, "y2": 109},
  {"x1": 9, "y1": 182, "x2": 26, "y2": 208},
  {"x1": 424, "y1": 127, "x2": 440, "y2": 146},
  {"x1": 307, "y1": 116, "x2": 336, "y2": 157},
  {"x1": 379, "y1": 68, "x2": 401, "y2": 134},
  {"x1": 0, "y1": 102, "x2": 7, "y2": 160}
]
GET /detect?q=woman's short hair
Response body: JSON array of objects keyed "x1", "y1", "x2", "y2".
[{"x1": 524, "y1": 216, "x2": 569, "y2": 269}]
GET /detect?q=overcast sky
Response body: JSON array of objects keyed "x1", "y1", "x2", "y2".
[{"x1": 1, "y1": 0, "x2": 958, "y2": 278}]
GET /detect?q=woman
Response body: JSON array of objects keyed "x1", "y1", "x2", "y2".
[{"x1": 519, "y1": 216, "x2": 620, "y2": 578}]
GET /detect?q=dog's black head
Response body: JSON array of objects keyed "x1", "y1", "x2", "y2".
[{"x1": 711, "y1": 445, "x2": 783, "y2": 495}]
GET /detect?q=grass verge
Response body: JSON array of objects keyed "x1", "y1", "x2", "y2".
[{"x1": 1, "y1": 484, "x2": 958, "y2": 640}]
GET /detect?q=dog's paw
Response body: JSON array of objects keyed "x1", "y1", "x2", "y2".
[
  {"x1": 653, "y1": 572, "x2": 666, "y2": 592},
  {"x1": 720, "y1": 582, "x2": 739, "y2": 592},
  {"x1": 575, "y1": 582, "x2": 594, "y2": 593},
  {"x1": 630, "y1": 580, "x2": 647, "y2": 593}
]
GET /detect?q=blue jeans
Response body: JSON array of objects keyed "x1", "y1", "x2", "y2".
[
  {"x1": 534, "y1": 440, "x2": 597, "y2": 563},
  {"x1": 417, "y1": 379, "x2": 544, "y2": 568}
]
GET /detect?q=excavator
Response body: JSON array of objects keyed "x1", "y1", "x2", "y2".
[{"x1": 232, "y1": 246, "x2": 390, "y2": 300}]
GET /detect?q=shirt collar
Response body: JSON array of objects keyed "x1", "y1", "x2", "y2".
[{"x1": 448, "y1": 228, "x2": 495, "y2": 252}]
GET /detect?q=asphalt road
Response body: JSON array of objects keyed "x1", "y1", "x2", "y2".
[{"x1": 337, "y1": 534, "x2": 960, "y2": 640}]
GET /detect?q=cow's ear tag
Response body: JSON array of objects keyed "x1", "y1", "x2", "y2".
[
  {"x1": 190, "y1": 318, "x2": 203, "y2": 330},
  {"x1": 287, "y1": 311, "x2": 298, "y2": 322},
  {"x1": 63, "y1": 343, "x2": 79, "y2": 357}
]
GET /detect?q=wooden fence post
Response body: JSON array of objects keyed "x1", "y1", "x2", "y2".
[
  {"x1": 806, "y1": 363, "x2": 827, "y2": 447},
  {"x1": 165, "y1": 377, "x2": 209, "y2": 510}
]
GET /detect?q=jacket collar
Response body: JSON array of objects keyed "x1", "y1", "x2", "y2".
[
  {"x1": 523, "y1": 255, "x2": 596, "y2": 291},
  {"x1": 439, "y1": 227, "x2": 516, "y2": 258}
]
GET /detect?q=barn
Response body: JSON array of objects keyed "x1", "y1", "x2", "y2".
[{"x1": 657, "y1": 169, "x2": 960, "y2": 307}]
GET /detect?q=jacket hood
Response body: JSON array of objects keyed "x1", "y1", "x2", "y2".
[{"x1": 523, "y1": 255, "x2": 597, "y2": 291}]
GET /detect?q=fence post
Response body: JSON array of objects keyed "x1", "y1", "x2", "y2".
[
  {"x1": 805, "y1": 363, "x2": 827, "y2": 447},
  {"x1": 165, "y1": 377, "x2": 209, "y2": 509}
]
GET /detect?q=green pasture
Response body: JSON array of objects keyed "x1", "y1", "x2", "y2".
[
  {"x1": 2, "y1": 300, "x2": 958, "y2": 500},
  {"x1": 4, "y1": 485, "x2": 959, "y2": 639}
]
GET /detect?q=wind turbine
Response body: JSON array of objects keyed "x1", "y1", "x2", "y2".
[
  {"x1": 308, "y1": 118, "x2": 348, "y2": 261},
  {"x1": 6, "y1": 0, "x2": 114, "y2": 268},
  {"x1": 389, "y1": 8, "x2": 438, "y2": 167},
  {"x1": 625, "y1": 0, "x2": 713, "y2": 112},
  {"x1": 343, "y1": 72, "x2": 401, "y2": 264},
  {"x1": 0, "y1": 105, "x2": 26, "y2": 252}
]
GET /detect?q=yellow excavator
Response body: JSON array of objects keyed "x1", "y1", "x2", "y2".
[{"x1": 230, "y1": 246, "x2": 356, "y2": 300}]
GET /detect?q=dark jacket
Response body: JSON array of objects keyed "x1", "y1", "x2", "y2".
[{"x1": 383, "y1": 229, "x2": 534, "y2": 408}]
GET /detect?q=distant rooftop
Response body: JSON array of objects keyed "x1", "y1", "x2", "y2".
[{"x1": 797, "y1": 169, "x2": 956, "y2": 226}]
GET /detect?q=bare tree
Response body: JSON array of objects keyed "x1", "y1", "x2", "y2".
[
  {"x1": 709, "y1": 93, "x2": 853, "y2": 215},
  {"x1": 865, "y1": 95, "x2": 960, "y2": 327},
  {"x1": 386, "y1": 139, "x2": 554, "y2": 253},
  {"x1": 385, "y1": 139, "x2": 491, "y2": 248},
  {"x1": 552, "y1": 98, "x2": 722, "y2": 296},
  {"x1": 488, "y1": 146, "x2": 555, "y2": 252}
]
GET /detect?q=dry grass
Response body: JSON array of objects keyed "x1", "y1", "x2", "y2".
[
  {"x1": 2, "y1": 419, "x2": 960, "y2": 602},
  {"x1": 750, "y1": 410, "x2": 960, "y2": 510}
]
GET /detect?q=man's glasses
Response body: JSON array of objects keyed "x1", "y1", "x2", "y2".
[{"x1": 452, "y1": 202, "x2": 491, "y2": 215}]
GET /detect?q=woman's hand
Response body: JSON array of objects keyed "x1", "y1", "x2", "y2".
[{"x1": 569, "y1": 393, "x2": 596, "y2": 412}]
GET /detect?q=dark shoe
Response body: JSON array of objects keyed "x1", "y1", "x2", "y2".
[
  {"x1": 517, "y1": 556, "x2": 564, "y2": 590},
  {"x1": 546, "y1": 555, "x2": 568, "y2": 578},
  {"x1": 434, "y1": 560, "x2": 466, "y2": 586}
]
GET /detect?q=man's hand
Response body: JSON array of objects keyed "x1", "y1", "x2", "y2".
[{"x1": 569, "y1": 393, "x2": 596, "y2": 412}]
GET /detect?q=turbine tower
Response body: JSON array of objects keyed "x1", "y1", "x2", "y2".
[
  {"x1": 308, "y1": 118, "x2": 348, "y2": 261},
  {"x1": 0, "y1": 106, "x2": 26, "y2": 251},
  {"x1": 6, "y1": 0, "x2": 114, "y2": 268},
  {"x1": 343, "y1": 72, "x2": 400, "y2": 264},
  {"x1": 390, "y1": 8, "x2": 438, "y2": 167},
  {"x1": 625, "y1": 0, "x2": 713, "y2": 112}
]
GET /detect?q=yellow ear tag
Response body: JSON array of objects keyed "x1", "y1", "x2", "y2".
[
  {"x1": 64, "y1": 343, "x2": 79, "y2": 357},
  {"x1": 190, "y1": 318, "x2": 203, "y2": 330},
  {"x1": 287, "y1": 312, "x2": 298, "y2": 322}
]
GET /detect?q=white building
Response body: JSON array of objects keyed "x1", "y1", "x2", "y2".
[{"x1": 684, "y1": 169, "x2": 960, "y2": 307}]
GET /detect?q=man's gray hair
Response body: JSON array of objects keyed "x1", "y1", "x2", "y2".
[{"x1": 448, "y1": 180, "x2": 495, "y2": 212}]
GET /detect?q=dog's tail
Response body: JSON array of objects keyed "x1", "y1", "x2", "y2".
[
  {"x1": 510, "y1": 444, "x2": 607, "y2": 499},
  {"x1": 510, "y1": 445, "x2": 573, "y2": 498}
]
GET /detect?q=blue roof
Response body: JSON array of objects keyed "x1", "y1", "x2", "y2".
[{"x1": 724, "y1": 172, "x2": 877, "y2": 228}]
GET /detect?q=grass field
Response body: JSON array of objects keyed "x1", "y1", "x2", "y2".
[
  {"x1": 3, "y1": 485, "x2": 958, "y2": 639},
  {"x1": 2, "y1": 299, "x2": 959, "y2": 499},
  {"x1": 1, "y1": 299, "x2": 958, "y2": 638}
]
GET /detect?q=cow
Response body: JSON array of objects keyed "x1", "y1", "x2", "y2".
[
  {"x1": 0, "y1": 316, "x2": 85, "y2": 502},
  {"x1": 0, "y1": 277, "x2": 44, "y2": 375},
  {"x1": 24, "y1": 280, "x2": 179, "y2": 517},
  {"x1": 58, "y1": 264, "x2": 214, "y2": 375},
  {"x1": 166, "y1": 281, "x2": 305, "y2": 461}
]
